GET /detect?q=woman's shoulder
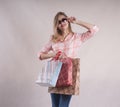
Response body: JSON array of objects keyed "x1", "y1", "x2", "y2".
[
  {"x1": 49, "y1": 34, "x2": 58, "y2": 43},
  {"x1": 49, "y1": 34, "x2": 54, "y2": 41}
]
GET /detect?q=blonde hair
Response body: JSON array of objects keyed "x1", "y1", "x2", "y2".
[{"x1": 51, "y1": 12, "x2": 73, "y2": 42}]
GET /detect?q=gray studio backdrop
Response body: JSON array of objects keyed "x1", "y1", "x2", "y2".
[{"x1": 0, "y1": 0, "x2": 120, "y2": 107}]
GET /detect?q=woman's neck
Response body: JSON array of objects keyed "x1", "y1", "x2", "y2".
[{"x1": 62, "y1": 29, "x2": 70, "y2": 37}]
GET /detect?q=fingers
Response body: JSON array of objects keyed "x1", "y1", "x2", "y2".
[
  {"x1": 53, "y1": 51, "x2": 62, "y2": 60},
  {"x1": 58, "y1": 52, "x2": 67, "y2": 60},
  {"x1": 53, "y1": 51, "x2": 67, "y2": 60},
  {"x1": 67, "y1": 16, "x2": 76, "y2": 23}
]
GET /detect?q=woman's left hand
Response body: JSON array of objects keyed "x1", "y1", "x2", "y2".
[
  {"x1": 58, "y1": 53, "x2": 66, "y2": 59},
  {"x1": 67, "y1": 16, "x2": 77, "y2": 24}
]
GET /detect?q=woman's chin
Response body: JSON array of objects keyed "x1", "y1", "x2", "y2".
[{"x1": 61, "y1": 27, "x2": 67, "y2": 30}]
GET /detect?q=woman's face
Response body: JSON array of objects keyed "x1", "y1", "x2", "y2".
[{"x1": 57, "y1": 15, "x2": 69, "y2": 31}]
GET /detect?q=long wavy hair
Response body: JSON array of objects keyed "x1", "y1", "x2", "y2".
[{"x1": 51, "y1": 12, "x2": 73, "y2": 42}]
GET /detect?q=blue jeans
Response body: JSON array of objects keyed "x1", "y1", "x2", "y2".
[{"x1": 50, "y1": 93, "x2": 72, "y2": 107}]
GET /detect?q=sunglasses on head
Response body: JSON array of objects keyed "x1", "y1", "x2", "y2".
[{"x1": 58, "y1": 18, "x2": 67, "y2": 24}]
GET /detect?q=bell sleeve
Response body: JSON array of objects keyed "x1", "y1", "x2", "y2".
[
  {"x1": 80, "y1": 25, "x2": 99, "y2": 42},
  {"x1": 37, "y1": 38, "x2": 53, "y2": 60}
]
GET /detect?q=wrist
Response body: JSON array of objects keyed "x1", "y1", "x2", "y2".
[
  {"x1": 51, "y1": 52, "x2": 56, "y2": 58},
  {"x1": 74, "y1": 19, "x2": 82, "y2": 25},
  {"x1": 73, "y1": 19, "x2": 80, "y2": 25}
]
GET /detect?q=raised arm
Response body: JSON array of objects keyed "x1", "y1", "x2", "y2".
[
  {"x1": 68, "y1": 16, "x2": 96, "y2": 30},
  {"x1": 68, "y1": 17, "x2": 99, "y2": 42}
]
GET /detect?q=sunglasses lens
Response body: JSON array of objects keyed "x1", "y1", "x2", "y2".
[
  {"x1": 58, "y1": 18, "x2": 67, "y2": 24},
  {"x1": 58, "y1": 21, "x2": 61, "y2": 24},
  {"x1": 62, "y1": 18, "x2": 67, "y2": 22}
]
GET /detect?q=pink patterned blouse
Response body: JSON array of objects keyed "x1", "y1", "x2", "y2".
[{"x1": 38, "y1": 25, "x2": 99, "y2": 59}]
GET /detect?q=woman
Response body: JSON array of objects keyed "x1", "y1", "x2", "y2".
[{"x1": 38, "y1": 11, "x2": 99, "y2": 107}]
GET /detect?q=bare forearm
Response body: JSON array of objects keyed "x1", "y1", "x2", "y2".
[
  {"x1": 39, "y1": 52, "x2": 56, "y2": 60},
  {"x1": 75, "y1": 20, "x2": 95, "y2": 30},
  {"x1": 68, "y1": 17, "x2": 95, "y2": 30}
]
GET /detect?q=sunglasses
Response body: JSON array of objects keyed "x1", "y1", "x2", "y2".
[{"x1": 58, "y1": 18, "x2": 67, "y2": 24}]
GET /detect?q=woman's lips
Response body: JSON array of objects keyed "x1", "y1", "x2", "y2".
[{"x1": 61, "y1": 24, "x2": 66, "y2": 27}]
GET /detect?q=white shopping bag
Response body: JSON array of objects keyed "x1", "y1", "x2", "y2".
[{"x1": 36, "y1": 60, "x2": 62, "y2": 87}]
